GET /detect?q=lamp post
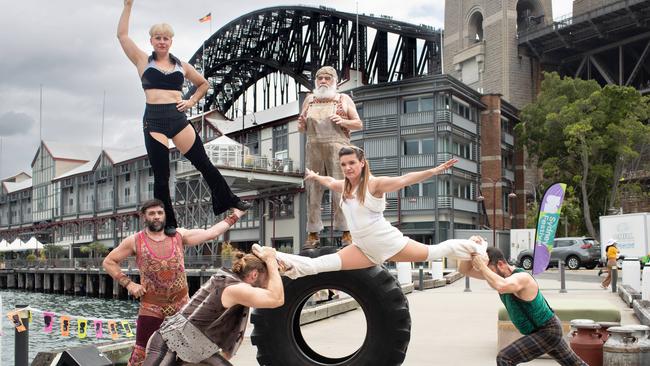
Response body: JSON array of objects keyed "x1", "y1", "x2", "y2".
[{"x1": 477, "y1": 177, "x2": 516, "y2": 247}]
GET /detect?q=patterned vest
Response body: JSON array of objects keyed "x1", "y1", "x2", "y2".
[{"x1": 135, "y1": 230, "x2": 189, "y2": 318}]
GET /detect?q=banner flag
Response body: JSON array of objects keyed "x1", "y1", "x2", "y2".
[
  {"x1": 60, "y1": 315, "x2": 71, "y2": 337},
  {"x1": 77, "y1": 318, "x2": 88, "y2": 339},
  {"x1": 108, "y1": 320, "x2": 119, "y2": 340},
  {"x1": 43, "y1": 312, "x2": 54, "y2": 333},
  {"x1": 121, "y1": 320, "x2": 134, "y2": 337},
  {"x1": 94, "y1": 319, "x2": 103, "y2": 339},
  {"x1": 532, "y1": 183, "x2": 567, "y2": 275},
  {"x1": 7, "y1": 311, "x2": 26, "y2": 332}
]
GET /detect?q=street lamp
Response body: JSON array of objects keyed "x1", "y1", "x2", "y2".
[{"x1": 476, "y1": 177, "x2": 515, "y2": 247}]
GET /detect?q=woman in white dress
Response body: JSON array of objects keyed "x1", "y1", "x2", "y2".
[{"x1": 267, "y1": 146, "x2": 486, "y2": 279}]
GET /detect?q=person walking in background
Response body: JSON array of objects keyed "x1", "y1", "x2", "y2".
[{"x1": 601, "y1": 239, "x2": 619, "y2": 289}]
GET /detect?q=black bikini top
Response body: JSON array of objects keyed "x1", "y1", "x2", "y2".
[{"x1": 141, "y1": 53, "x2": 185, "y2": 91}]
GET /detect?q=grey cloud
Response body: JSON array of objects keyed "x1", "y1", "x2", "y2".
[{"x1": 0, "y1": 111, "x2": 36, "y2": 136}]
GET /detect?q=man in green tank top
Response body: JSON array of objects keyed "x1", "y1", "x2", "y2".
[{"x1": 459, "y1": 245, "x2": 586, "y2": 366}]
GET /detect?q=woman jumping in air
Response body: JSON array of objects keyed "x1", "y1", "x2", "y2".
[{"x1": 262, "y1": 146, "x2": 487, "y2": 279}]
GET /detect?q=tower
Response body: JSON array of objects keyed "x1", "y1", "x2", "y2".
[{"x1": 443, "y1": 0, "x2": 553, "y2": 109}]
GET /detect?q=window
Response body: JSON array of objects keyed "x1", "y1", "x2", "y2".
[
  {"x1": 422, "y1": 182, "x2": 436, "y2": 197},
  {"x1": 454, "y1": 181, "x2": 472, "y2": 199},
  {"x1": 120, "y1": 165, "x2": 129, "y2": 173},
  {"x1": 403, "y1": 96, "x2": 434, "y2": 113},
  {"x1": 273, "y1": 124, "x2": 288, "y2": 158},
  {"x1": 452, "y1": 100, "x2": 477, "y2": 121},
  {"x1": 403, "y1": 138, "x2": 434, "y2": 155},
  {"x1": 404, "y1": 185, "x2": 419, "y2": 197},
  {"x1": 244, "y1": 130, "x2": 260, "y2": 155},
  {"x1": 125, "y1": 173, "x2": 130, "y2": 182},
  {"x1": 125, "y1": 187, "x2": 131, "y2": 197},
  {"x1": 453, "y1": 140, "x2": 472, "y2": 159}
]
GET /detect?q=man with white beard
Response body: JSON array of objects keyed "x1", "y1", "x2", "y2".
[{"x1": 298, "y1": 66, "x2": 362, "y2": 248}]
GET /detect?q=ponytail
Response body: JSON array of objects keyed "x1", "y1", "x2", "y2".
[{"x1": 231, "y1": 250, "x2": 267, "y2": 277}]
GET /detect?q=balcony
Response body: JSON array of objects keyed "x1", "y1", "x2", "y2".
[
  {"x1": 401, "y1": 111, "x2": 434, "y2": 127},
  {"x1": 453, "y1": 114, "x2": 477, "y2": 134},
  {"x1": 401, "y1": 154, "x2": 436, "y2": 169}
]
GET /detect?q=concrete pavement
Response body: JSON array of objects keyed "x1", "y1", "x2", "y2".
[{"x1": 230, "y1": 269, "x2": 639, "y2": 365}]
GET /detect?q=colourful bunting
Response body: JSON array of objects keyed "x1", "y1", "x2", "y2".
[
  {"x1": 77, "y1": 318, "x2": 88, "y2": 339},
  {"x1": 108, "y1": 320, "x2": 119, "y2": 340},
  {"x1": 60, "y1": 316, "x2": 71, "y2": 337},
  {"x1": 43, "y1": 312, "x2": 54, "y2": 333},
  {"x1": 8, "y1": 310, "x2": 26, "y2": 332},
  {"x1": 94, "y1": 319, "x2": 103, "y2": 339},
  {"x1": 120, "y1": 320, "x2": 134, "y2": 337}
]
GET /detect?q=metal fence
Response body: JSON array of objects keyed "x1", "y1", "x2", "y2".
[{"x1": 0, "y1": 255, "x2": 229, "y2": 270}]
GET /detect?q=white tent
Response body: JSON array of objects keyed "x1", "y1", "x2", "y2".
[
  {"x1": 8, "y1": 238, "x2": 27, "y2": 252},
  {"x1": 0, "y1": 239, "x2": 9, "y2": 252},
  {"x1": 23, "y1": 237, "x2": 44, "y2": 251}
]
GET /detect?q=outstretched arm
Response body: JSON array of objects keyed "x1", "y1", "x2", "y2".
[
  {"x1": 304, "y1": 168, "x2": 344, "y2": 193},
  {"x1": 117, "y1": 0, "x2": 147, "y2": 67},
  {"x1": 371, "y1": 158, "x2": 457, "y2": 194},
  {"x1": 178, "y1": 209, "x2": 246, "y2": 246}
]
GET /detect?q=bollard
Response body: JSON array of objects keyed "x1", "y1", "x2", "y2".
[
  {"x1": 464, "y1": 275, "x2": 471, "y2": 292},
  {"x1": 559, "y1": 259, "x2": 567, "y2": 293},
  {"x1": 14, "y1": 304, "x2": 29, "y2": 366},
  {"x1": 611, "y1": 266, "x2": 618, "y2": 293},
  {"x1": 418, "y1": 265, "x2": 424, "y2": 291},
  {"x1": 643, "y1": 263, "x2": 650, "y2": 301}
]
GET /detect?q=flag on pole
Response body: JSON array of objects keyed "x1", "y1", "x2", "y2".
[
  {"x1": 199, "y1": 13, "x2": 212, "y2": 23},
  {"x1": 532, "y1": 183, "x2": 567, "y2": 275}
]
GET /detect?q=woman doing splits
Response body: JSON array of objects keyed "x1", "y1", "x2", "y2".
[
  {"x1": 118, "y1": 0, "x2": 250, "y2": 235},
  {"x1": 143, "y1": 248, "x2": 284, "y2": 366},
  {"x1": 272, "y1": 146, "x2": 487, "y2": 279}
]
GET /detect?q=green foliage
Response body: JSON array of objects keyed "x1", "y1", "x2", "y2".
[
  {"x1": 43, "y1": 243, "x2": 64, "y2": 259},
  {"x1": 517, "y1": 72, "x2": 650, "y2": 238},
  {"x1": 80, "y1": 241, "x2": 109, "y2": 258},
  {"x1": 26, "y1": 253, "x2": 37, "y2": 262}
]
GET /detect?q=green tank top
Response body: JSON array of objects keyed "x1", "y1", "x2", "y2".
[{"x1": 499, "y1": 268, "x2": 554, "y2": 335}]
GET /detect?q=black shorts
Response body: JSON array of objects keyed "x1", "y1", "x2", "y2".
[{"x1": 143, "y1": 103, "x2": 189, "y2": 138}]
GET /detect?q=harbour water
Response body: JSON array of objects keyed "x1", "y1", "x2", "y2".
[{"x1": 0, "y1": 290, "x2": 138, "y2": 365}]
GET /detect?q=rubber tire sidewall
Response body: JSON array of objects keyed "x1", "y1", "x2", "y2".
[{"x1": 251, "y1": 265, "x2": 410, "y2": 366}]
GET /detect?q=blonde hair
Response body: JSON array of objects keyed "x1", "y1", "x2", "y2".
[
  {"x1": 149, "y1": 23, "x2": 174, "y2": 38},
  {"x1": 339, "y1": 146, "x2": 371, "y2": 205},
  {"x1": 231, "y1": 250, "x2": 267, "y2": 277}
]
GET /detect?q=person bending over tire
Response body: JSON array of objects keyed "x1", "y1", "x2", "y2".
[
  {"x1": 269, "y1": 146, "x2": 486, "y2": 279},
  {"x1": 459, "y1": 246, "x2": 587, "y2": 366},
  {"x1": 118, "y1": 0, "x2": 250, "y2": 236},
  {"x1": 143, "y1": 247, "x2": 284, "y2": 366}
]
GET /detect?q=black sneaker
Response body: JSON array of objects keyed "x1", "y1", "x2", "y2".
[
  {"x1": 234, "y1": 200, "x2": 252, "y2": 211},
  {"x1": 164, "y1": 226, "x2": 177, "y2": 236}
]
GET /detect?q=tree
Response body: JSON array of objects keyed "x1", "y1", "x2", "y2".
[
  {"x1": 43, "y1": 243, "x2": 65, "y2": 259},
  {"x1": 516, "y1": 72, "x2": 650, "y2": 238},
  {"x1": 80, "y1": 241, "x2": 109, "y2": 266}
]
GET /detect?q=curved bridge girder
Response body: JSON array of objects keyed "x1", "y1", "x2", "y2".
[{"x1": 188, "y1": 5, "x2": 442, "y2": 114}]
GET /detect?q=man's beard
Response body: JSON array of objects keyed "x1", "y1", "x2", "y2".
[
  {"x1": 313, "y1": 84, "x2": 336, "y2": 100},
  {"x1": 145, "y1": 219, "x2": 165, "y2": 232}
]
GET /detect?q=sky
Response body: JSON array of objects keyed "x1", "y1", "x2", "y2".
[{"x1": 0, "y1": 0, "x2": 573, "y2": 179}]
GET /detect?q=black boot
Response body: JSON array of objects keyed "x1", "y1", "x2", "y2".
[
  {"x1": 183, "y1": 130, "x2": 241, "y2": 215},
  {"x1": 144, "y1": 131, "x2": 178, "y2": 237}
]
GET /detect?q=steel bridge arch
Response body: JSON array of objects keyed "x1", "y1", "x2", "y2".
[{"x1": 186, "y1": 5, "x2": 442, "y2": 114}]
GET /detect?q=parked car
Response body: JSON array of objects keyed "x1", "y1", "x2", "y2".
[{"x1": 517, "y1": 237, "x2": 601, "y2": 270}]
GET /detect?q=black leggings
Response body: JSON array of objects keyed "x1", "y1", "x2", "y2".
[
  {"x1": 144, "y1": 111, "x2": 240, "y2": 227},
  {"x1": 144, "y1": 331, "x2": 232, "y2": 366}
]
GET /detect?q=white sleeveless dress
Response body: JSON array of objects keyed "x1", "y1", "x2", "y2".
[{"x1": 339, "y1": 188, "x2": 409, "y2": 264}]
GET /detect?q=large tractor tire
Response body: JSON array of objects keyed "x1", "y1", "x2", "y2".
[{"x1": 251, "y1": 249, "x2": 411, "y2": 366}]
